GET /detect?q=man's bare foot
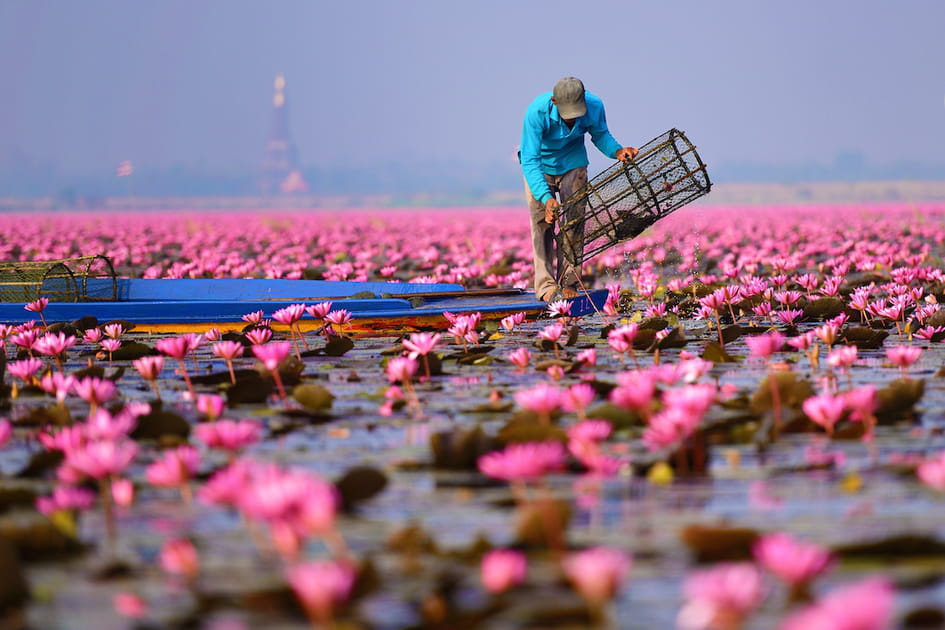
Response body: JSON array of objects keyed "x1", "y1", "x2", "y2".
[{"x1": 561, "y1": 287, "x2": 579, "y2": 299}]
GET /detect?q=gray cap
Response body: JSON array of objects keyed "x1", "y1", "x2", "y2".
[{"x1": 553, "y1": 77, "x2": 587, "y2": 119}]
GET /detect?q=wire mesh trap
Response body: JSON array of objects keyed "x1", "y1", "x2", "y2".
[
  {"x1": 0, "y1": 255, "x2": 117, "y2": 303},
  {"x1": 555, "y1": 128, "x2": 710, "y2": 267}
]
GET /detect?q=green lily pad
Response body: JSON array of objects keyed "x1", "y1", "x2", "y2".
[{"x1": 293, "y1": 383, "x2": 334, "y2": 412}]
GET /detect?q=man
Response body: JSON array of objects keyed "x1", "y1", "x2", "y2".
[{"x1": 520, "y1": 77, "x2": 638, "y2": 301}]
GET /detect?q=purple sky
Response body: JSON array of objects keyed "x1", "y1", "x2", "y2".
[{"x1": 1, "y1": 0, "x2": 943, "y2": 177}]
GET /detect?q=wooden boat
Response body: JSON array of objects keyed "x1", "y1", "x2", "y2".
[{"x1": 0, "y1": 278, "x2": 609, "y2": 335}]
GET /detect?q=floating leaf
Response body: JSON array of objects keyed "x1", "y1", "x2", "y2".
[
  {"x1": 131, "y1": 402, "x2": 191, "y2": 439},
  {"x1": 841, "y1": 326, "x2": 889, "y2": 349},
  {"x1": 335, "y1": 466, "x2": 388, "y2": 510},
  {"x1": 227, "y1": 375, "x2": 275, "y2": 405},
  {"x1": 681, "y1": 524, "x2": 760, "y2": 563},
  {"x1": 0, "y1": 509, "x2": 85, "y2": 561},
  {"x1": 585, "y1": 402, "x2": 642, "y2": 429},
  {"x1": 835, "y1": 534, "x2": 945, "y2": 558},
  {"x1": 803, "y1": 297, "x2": 846, "y2": 320},
  {"x1": 0, "y1": 537, "x2": 30, "y2": 610},
  {"x1": 749, "y1": 372, "x2": 814, "y2": 415},
  {"x1": 875, "y1": 378, "x2": 924, "y2": 422},
  {"x1": 720, "y1": 324, "x2": 745, "y2": 344},
  {"x1": 702, "y1": 341, "x2": 738, "y2": 363},
  {"x1": 323, "y1": 335, "x2": 355, "y2": 357},
  {"x1": 515, "y1": 498, "x2": 571, "y2": 549},
  {"x1": 109, "y1": 342, "x2": 157, "y2": 361},
  {"x1": 497, "y1": 416, "x2": 566, "y2": 445},
  {"x1": 15, "y1": 450, "x2": 64, "y2": 480},
  {"x1": 430, "y1": 426, "x2": 500, "y2": 470},
  {"x1": 293, "y1": 383, "x2": 334, "y2": 412}
]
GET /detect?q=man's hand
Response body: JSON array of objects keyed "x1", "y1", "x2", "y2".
[
  {"x1": 544, "y1": 197, "x2": 560, "y2": 224},
  {"x1": 616, "y1": 146, "x2": 639, "y2": 162}
]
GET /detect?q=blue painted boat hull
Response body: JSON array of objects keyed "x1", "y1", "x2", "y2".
[{"x1": 0, "y1": 279, "x2": 608, "y2": 333}]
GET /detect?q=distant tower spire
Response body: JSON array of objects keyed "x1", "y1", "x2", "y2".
[{"x1": 261, "y1": 73, "x2": 309, "y2": 194}]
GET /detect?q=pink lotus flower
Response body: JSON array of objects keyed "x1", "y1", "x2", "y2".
[
  {"x1": 576, "y1": 347, "x2": 597, "y2": 367},
  {"x1": 802, "y1": 393, "x2": 846, "y2": 435},
  {"x1": 778, "y1": 577, "x2": 894, "y2": 630},
  {"x1": 477, "y1": 441, "x2": 565, "y2": 481},
  {"x1": 36, "y1": 485, "x2": 96, "y2": 515},
  {"x1": 66, "y1": 438, "x2": 138, "y2": 479},
  {"x1": 305, "y1": 301, "x2": 333, "y2": 320},
  {"x1": 34, "y1": 331, "x2": 77, "y2": 357},
  {"x1": 7, "y1": 357, "x2": 44, "y2": 384},
  {"x1": 385, "y1": 356, "x2": 418, "y2": 383},
  {"x1": 73, "y1": 376, "x2": 118, "y2": 408},
  {"x1": 112, "y1": 477, "x2": 135, "y2": 507},
  {"x1": 500, "y1": 314, "x2": 519, "y2": 332},
  {"x1": 155, "y1": 336, "x2": 193, "y2": 360},
  {"x1": 562, "y1": 383, "x2": 596, "y2": 415},
  {"x1": 272, "y1": 303, "x2": 305, "y2": 326},
  {"x1": 24, "y1": 297, "x2": 49, "y2": 326},
  {"x1": 103, "y1": 323, "x2": 124, "y2": 339},
  {"x1": 514, "y1": 382, "x2": 562, "y2": 420},
  {"x1": 567, "y1": 419, "x2": 613, "y2": 444},
  {"x1": 745, "y1": 330, "x2": 785, "y2": 360},
  {"x1": 546, "y1": 299, "x2": 573, "y2": 318},
  {"x1": 886, "y1": 345, "x2": 922, "y2": 371},
  {"x1": 194, "y1": 419, "x2": 262, "y2": 454},
  {"x1": 827, "y1": 345, "x2": 858, "y2": 370},
  {"x1": 86, "y1": 408, "x2": 137, "y2": 441},
  {"x1": 538, "y1": 322, "x2": 565, "y2": 344},
  {"x1": 917, "y1": 451, "x2": 945, "y2": 492},
  {"x1": 133, "y1": 355, "x2": 165, "y2": 397},
  {"x1": 241, "y1": 310, "x2": 264, "y2": 325},
  {"x1": 145, "y1": 445, "x2": 200, "y2": 490},
  {"x1": 0, "y1": 418, "x2": 11, "y2": 448},
  {"x1": 211, "y1": 340, "x2": 244, "y2": 361},
  {"x1": 402, "y1": 332, "x2": 440, "y2": 358},
  {"x1": 252, "y1": 341, "x2": 291, "y2": 372},
  {"x1": 212, "y1": 340, "x2": 244, "y2": 384},
  {"x1": 562, "y1": 546, "x2": 631, "y2": 607},
  {"x1": 112, "y1": 592, "x2": 147, "y2": 618},
  {"x1": 678, "y1": 563, "x2": 763, "y2": 630},
  {"x1": 324, "y1": 309, "x2": 352, "y2": 334},
  {"x1": 99, "y1": 338, "x2": 121, "y2": 359},
  {"x1": 196, "y1": 393, "x2": 225, "y2": 420},
  {"x1": 244, "y1": 327, "x2": 273, "y2": 345},
  {"x1": 753, "y1": 532, "x2": 833, "y2": 586},
  {"x1": 204, "y1": 327, "x2": 222, "y2": 342},
  {"x1": 508, "y1": 347, "x2": 532, "y2": 369},
  {"x1": 481, "y1": 549, "x2": 527, "y2": 594},
  {"x1": 82, "y1": 328, "x2": 104, "y2": 344},
  {"x1": 286, "y1": 560, "x2": 357, "y2": 625},
  {"x1": 159, "y1": 538, "x2": 200, "y2": 581}
]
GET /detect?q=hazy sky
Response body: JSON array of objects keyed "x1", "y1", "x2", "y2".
[{"x1": 2, "y1": 0, "x2": 943, "y2": 177}]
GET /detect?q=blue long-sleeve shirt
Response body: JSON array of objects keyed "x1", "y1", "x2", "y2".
[{"x1": 520, "y1": 90, "x2": 622, "y2": 204}]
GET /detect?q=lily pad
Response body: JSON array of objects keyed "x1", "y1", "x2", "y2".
[
  {"x1": 430, "y1": 426, "x2": 500, "y2": 470},
  {"x1": 0, "y1": 536, "x2": 29, "y2": 612},
  {"x1": 702, "y1": 341, "x2": 738, "y2": 363},
  {"x1": 131, "y1": 402, "x2": 191, "y2": 440},
  {"x1": 681, "y1": 524, "x2": 760, "y2": 563},
  {"x1": 335, "y1": 466, "x2": 389, "y2": 510},
  {"x1": 841, "y1": 326, "x2": 889, "y2": 349},
  {"x1": 293, "y1": 383, "x2": 334, "y2": 412},
  {"x1": 749, "y1": 372, "x2": 815, "y2": 415},
  {"x1": 803, "y1": 297, "x2": 847, "y2": 320},
  {"x1": 323, "y1": 335, "x2": 355, "y2": 357},
  {"x1": 875, "y1": 378, "x2": 924, "y2": 422},
  {"x1": 226, "y1": 374, "x2": 275, "y2": 405},
  {"x1": 108, "y1": 342, "x2": 157, "y2": 361},
  {"x1": 15, "y1": 450, "x2": 64, "y2": 480}
]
